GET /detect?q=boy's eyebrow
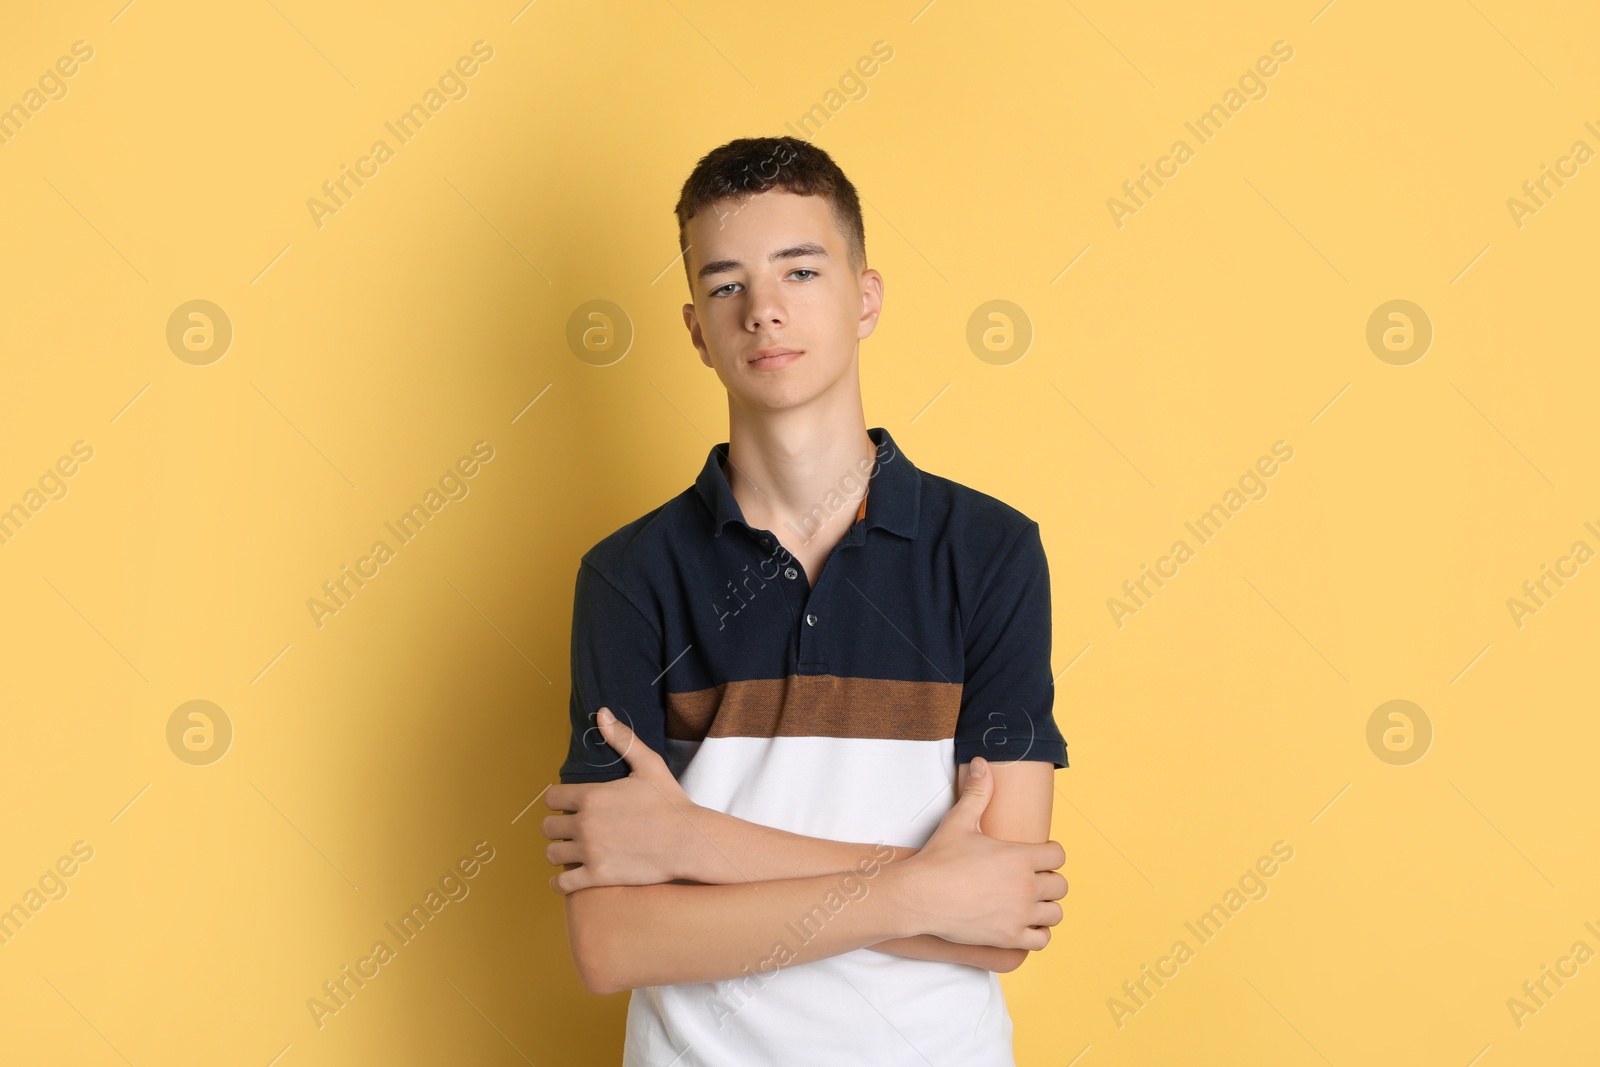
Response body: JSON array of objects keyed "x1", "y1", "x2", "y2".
[{"x1": 696, "y1": 242, "x2": 830, "y2": 282}]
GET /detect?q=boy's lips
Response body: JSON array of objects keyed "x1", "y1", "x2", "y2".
[{"x1": 749, "y1": 347, "x2": 802, "y2": 369}]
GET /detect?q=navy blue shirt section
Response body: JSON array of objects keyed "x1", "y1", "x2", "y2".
[{"x1": 558, "y1": 426, "x2": 1068, "y2": 783}]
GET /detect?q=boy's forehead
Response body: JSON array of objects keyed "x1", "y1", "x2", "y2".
[{"x1": 688, "y1": 190, "x2": 839, "y2": 260}]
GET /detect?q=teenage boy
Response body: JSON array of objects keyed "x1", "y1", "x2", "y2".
[{"x1": 544, "y1": 135, "x2": 1069, "y2": 1066}]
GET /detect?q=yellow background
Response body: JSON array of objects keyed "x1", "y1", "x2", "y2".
[{"x1": 2, "y1": 0, "x2": 1596, "y2": 1063}]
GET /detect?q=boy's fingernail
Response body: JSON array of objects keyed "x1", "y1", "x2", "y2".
[{"x1": 597, "y1": 708, "x2": 614, "y2": 725}]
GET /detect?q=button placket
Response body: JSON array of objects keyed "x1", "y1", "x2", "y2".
[
  {"x1": 797, "y1": 557, "x2": 831, "y2": 667},
  {"x1": 754, "y1": 530, "x2": 804, "y2": 626}
]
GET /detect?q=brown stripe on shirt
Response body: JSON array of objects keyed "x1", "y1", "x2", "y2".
[{"x1": 666, "y1": 674, "x2": 962, "y2": 742}]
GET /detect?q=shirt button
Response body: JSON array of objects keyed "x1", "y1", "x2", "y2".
[
  {"x1": 806, "y1": 613, "x2": 818, "y2": 626},
  {"x1": 760, "y1": 537, "x2": 772, "y2": 547},
  {"x1": 784, "y1": 567, "x2": 798, "y2": 580}
]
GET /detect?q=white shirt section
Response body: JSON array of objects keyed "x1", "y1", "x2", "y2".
[
  {"x1": 623, "y1": 949, "x2": 1015, "y2": 1067},
  {"x1": 619, "y1": 735, "x2": 1018, "y2": 1066},
  {"x1": 668, "y1": 734, "x2": 958, "y2": 847}
]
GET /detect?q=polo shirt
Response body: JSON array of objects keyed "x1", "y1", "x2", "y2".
[{"x1": 559, "y1": 425, "x2": 1068, "y2": 1067}]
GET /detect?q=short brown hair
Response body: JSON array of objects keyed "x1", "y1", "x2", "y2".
[{"x1": 673, "y1": 136, "x2": 866, "y2": 292}]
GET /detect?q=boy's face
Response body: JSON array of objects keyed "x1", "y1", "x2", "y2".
[{"x1": 682, "y1": 189, "x2": 882, "y2": 414}]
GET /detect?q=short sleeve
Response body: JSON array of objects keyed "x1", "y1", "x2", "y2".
[
  {"x1": 556, "y1": 559, "x2": 672, "y2": 784},
  {"x1": 952, "y1": 522, "x2": 1069, "y2": 769}
]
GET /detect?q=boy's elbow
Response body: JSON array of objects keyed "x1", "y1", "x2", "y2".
[
  {"x1": 572, "y1": 946, "x2": 621, "y2": 996},
  {"x1": 992, "y1": 947, "x2": 1029, "y2": 973},
  {"x1": 566, "y1": 886, "x2": 627, "y2": 996},
  {"x1": 577, "y1": 963, "x2": 623, "y2": 997}
]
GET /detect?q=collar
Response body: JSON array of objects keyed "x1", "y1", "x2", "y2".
[{"x1": 694, "y1": 425, "x2": 920, "y2": 541}]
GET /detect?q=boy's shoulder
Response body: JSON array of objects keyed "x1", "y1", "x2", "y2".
[
  {"x1": 577, "y1": 487, "x2": 700, "y2": 581},
  {"x1": 917, "y1": 466, "x2": 1039, "y2": 537},
  {"x1": 918, "y1": 470, "x2": 1048, "y2": 605}
]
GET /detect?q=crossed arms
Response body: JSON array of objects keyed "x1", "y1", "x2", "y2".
[{"x1": 543, "y1": 708, "x2": 1068, "y2": 996}]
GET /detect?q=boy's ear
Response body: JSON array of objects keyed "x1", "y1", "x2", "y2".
[
  {"x1": 856, "y1": 268, "x2": 885, "y2": 339},
  {"x1": 682, "y1": 304, "x2": 712, "y2": 367}
]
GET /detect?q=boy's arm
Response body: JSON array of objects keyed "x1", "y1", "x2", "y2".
[
  {"x1": 865, "y1": 758, "x2": 1057, "y2": 972},
  {"x1": 547, "y1": 713, "x2": 1061, "y2": 975},
  {"x1": 592, "y1": 756, "x2": 1053, "y2": 972},
  {"x1": 560, "y1": 756, "x2": 1066, "y2": 995},
  {"x1": 547, "y1": 712, "x2": 1051, "y2": 885},
  {"x1": 562, "y1": 845, "x2": 909, "y2": 995},
  {"x1": 547, "y1": 710, "x2": 923, "y2": 886}
]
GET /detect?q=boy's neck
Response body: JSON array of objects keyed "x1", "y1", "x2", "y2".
[{"x1": 721, "y1": 396, "x2": 876, "y2": 550}]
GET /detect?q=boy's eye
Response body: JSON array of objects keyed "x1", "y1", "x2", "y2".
[{"x1": 710, "y1": 269, "x2": 818, "y2": 297}]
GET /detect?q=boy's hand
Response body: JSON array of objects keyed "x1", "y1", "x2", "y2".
[
  {"x1": 542, "y1": 707, "x2": 704, "y2": 893},
  {"x1": 888, "y1": 757, "x2": 1068, "y2": 950}
]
